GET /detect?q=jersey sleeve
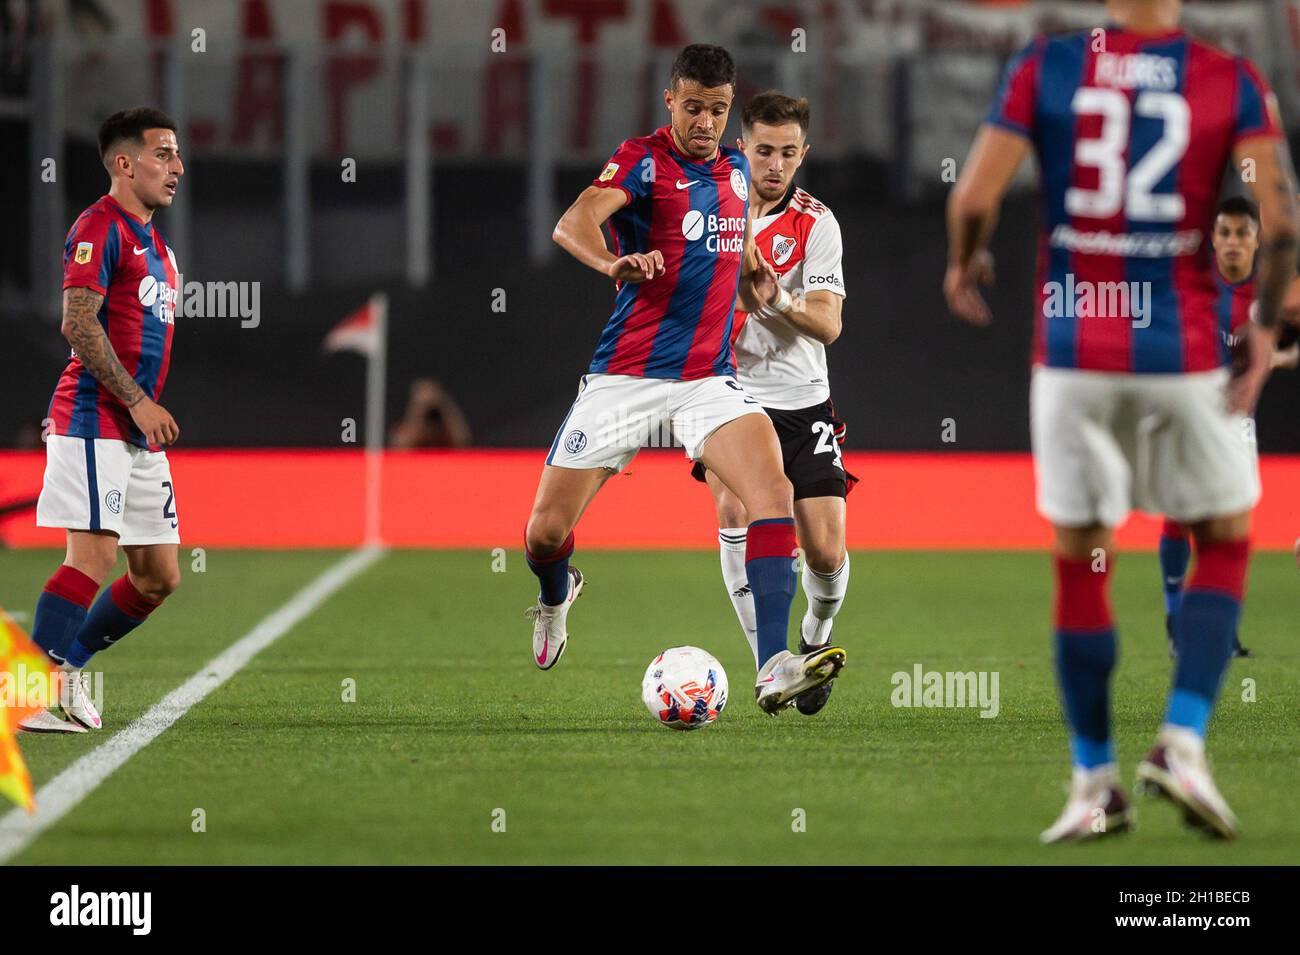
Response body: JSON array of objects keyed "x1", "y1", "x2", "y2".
[
  {"x1": 985, "y1": 38, "x2": 1043, "y2": 139},
  {"x1": 1233, "y1": 57, "x2": 1284, "y2": 144},
  {"x1": 62, "y1": 208, "x2": 120, "y2": 296},
  {"x1": 801, "y1": 213, "x2": 846, "y2": 299},
  {"x1": 592, "y1": 139, "x2": 655, "y2": 204}
]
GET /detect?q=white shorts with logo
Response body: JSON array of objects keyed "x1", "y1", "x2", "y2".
[
  {"x1": 1030, "y1": 366, "x2": 1260, "y2": 528},
  {"x1": 36, "y1": 436, "x2": 180, "y2": 545},
  {"x1": 546, "y1": 373, "x2": 767, "y2": 472}
]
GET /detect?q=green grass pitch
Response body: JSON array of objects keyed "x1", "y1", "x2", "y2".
[{"x1": 1, "y1": 547, "x2": 1296, "y2": 865}]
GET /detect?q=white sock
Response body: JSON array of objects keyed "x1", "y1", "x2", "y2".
[
  {"x1": 718, "y1": 528, "x2": 758, "y2": 668},
  {"x1": 801, "y1": 554, "x2": 849, "y2": 647}
]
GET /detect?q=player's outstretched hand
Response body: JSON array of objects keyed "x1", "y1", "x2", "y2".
[
  {"x1": 608, "y1": 251, "x2": 665, "y2": 282},
  {"x1": 944, "y1": 250, "x2": 995, "y2": 327},
  {"x1": 1227, "y1": 323, "x2": 1277, "y2": 416},
  {"x1": 129, "y1": 396, "x2": 180, "y2": 447},
  {"x1": 754, "y1": 259, "x2": 781, "y2": 307}
]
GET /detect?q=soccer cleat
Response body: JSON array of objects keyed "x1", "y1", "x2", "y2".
[
  {"x1": 525, "y1": 567, "x2": 584, "y2": 671},
  {"x1": 1135, "y1": 727, "x2": 1240, "y2": 840},
  {"x1": 754, "y1": 645, "x2": 845, "y2": 715},
  {"x1": 794, "y1": 636, "x2": 835, "y2": 716},
  {"x1": 1039, "y1": 764, "x2": 1133, "y2": 844},
  {"x1": 1232, "y1": 635, "x2": 1253, "y2": 659},
  {"x1": 58, "y1": 665, "x2": 102, "y2": 730},
  {"x1": 17, "y1": 707, "x2": 88, "y2": 734}
]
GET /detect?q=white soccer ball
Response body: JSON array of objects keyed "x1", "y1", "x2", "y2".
[{"x1": 641, "y1": 646, "x2": 728, "y2": 730}]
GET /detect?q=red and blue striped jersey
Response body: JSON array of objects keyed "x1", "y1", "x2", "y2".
[
  {"x1": 1215, "y1": 264, "x2": 1254, "y2": 352},
  {"x1": 987, "y1": 26, "x2": 1282, "y2": 374},
  {"x1": 49, "y1": 195, "x2": 179, "y2": 450},
  {"x1": 588, "y1": 125, "x2": 750, "y2": 380}
]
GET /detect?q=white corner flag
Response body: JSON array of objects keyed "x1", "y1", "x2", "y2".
[{"x1": 323, "y1": 293, "x2": 388, "y2": 546}]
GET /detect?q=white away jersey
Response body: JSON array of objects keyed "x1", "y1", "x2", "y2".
[{"x1": 732, "y1": 187, "x2": 846, "y2": 409}]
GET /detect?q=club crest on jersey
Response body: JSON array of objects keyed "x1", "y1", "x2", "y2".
[
  {"x1": 564, "y1": 430, "x2": 587, "y2": 454},
  {"x1": 105, "y1": 489, "x2": 122, "y2": 515},
  {"x1": 599, "y1": 162, "x2": 619, "y2": 182},
  {"x1": 74, "y1": 242, "x2": 93, "y2": 265},
  {"x1": 730, "y1": 168, "x2": 748, "y2": 201},
  {"x1": 771, "y1": 234, "x2": 797, "y2": 266}
]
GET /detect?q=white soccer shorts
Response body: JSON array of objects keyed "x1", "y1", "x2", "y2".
[
  {"x1": 37, "y1": 435, "x2": 180, "y2": 545},
  {"x1": 1030, "y1": 366, "x2": 1260, "y2": 528},
  {"x1": 546, "y1": 373, "x2": 767, "y2": 472}
]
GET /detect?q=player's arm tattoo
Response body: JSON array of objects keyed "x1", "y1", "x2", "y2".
[
  {"x1": 1251, "y1": 141, "x2": 1299, "y2": 330},
  {"x1": 61, "y1": 287, "x2": 147, "y2": 407}
]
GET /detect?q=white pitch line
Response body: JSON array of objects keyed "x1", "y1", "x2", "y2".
[{"x1": 0, "y1": 545, "x2": 385, "y2": 863}]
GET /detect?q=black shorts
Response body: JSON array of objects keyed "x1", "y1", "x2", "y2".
[{"x1": 691, "y1": 399, "x2": 858, "y2": 500}]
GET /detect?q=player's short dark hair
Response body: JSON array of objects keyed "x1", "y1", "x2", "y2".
[
  {"x1": 1215, "y1": 195, "x2": 1260, "y2": 225},
  {"x1": 670, "y1": 44, "x2": 736, "y2": 92},
  {"x1": 742, "y1": 91, "x2": 811, "y2": 135},
  {"x1": 98, "y1": 107, "x2": 177, "y2": 159}
]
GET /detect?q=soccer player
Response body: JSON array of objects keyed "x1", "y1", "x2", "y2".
[
  {"x1": 1158, "y1": 196, "x2": 1298, "y2": 659},
  {"x1": 689, "y1": 91, "x2": 853, "y2": 715},
  {"x1": 20, "y1": 107, "x2": 185, "y2": 733},
  {"x1": 525, "y1": 45, "x2": 845, "y2": 716},
  {"x1": 945, "y1": 0, "x2": 1296, "y2": 840}
]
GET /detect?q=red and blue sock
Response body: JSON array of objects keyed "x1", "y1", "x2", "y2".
[
  {"x1": 31, "y1": 566, "x2": 100, "y2": 664},
  {"x1": 1053, "y1": 555, "x2": 1118, "y2": 770},
  {"x1": 526, "y1": 531, "x2": 575, "y2": 607},
  {"x1": 1165, "y1": 539, "x2": 1248, "y2": 739},
  {"x1": 65, "y1": 575, "x2": 162, "y2": 668},
  {"x1": 745, "y1": 518, "x2": 798, "y2": 668},
  {"x1": 1158, "y1": 519, "x2": 1191, "y2": 617}
]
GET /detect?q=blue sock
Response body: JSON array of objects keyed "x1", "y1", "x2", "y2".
[
  {"x1": 745, "y1": 518, "x2": 798, "y2": 668},
  {"x1": 1166, "y1": 590, "x2": 1239, "y2": 738},
  {"x1": 1159, "y1": 532, "x2": 1191, "y2": 616},
  {"x1": 31, "y1": 566, "x2": 100, "y2": 663},
  {"x1": 32, "y1": 591, "x2": 91, "y2": 664},
  {"x1": 65, "y1": 575, "x2": 162, "y2": 668},
  {"x1": 1055, "y1": 629, "x2": 1118, "y2": 769},
  {"x1": 526, "y1": 532, "x2": 575, "y2": 607}
]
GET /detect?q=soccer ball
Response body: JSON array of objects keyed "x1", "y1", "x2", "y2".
[{"x1": 641, "y1": 646, "x2": 728, "y2": 730}]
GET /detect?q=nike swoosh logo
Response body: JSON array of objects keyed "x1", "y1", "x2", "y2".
[
  {"x1": 170, "y1": 521, "x2": 178, "y2": 528},
  {"x1": 132, "y1": 246, "x2": 148, "y2": 256},
  {"x1": 536, "y1": 643, "x2": 550, "y2": 666},
  {"x1": 758, "y1": 675, "x2": 776, "y2": 684},
  {"x1": 675, "y1": 179, "x2": 696, "y2": 190}
]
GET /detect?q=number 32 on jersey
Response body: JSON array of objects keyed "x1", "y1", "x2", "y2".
[{"x1": 1066, "y1": 88, "x2": 1190, "y2": 222}]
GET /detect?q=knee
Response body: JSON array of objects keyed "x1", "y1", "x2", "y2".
[
  {"x1": 749, "y1": 477, "x2": 794, "y2": 521},
  {"x1": 525, "y1": 511, "x2": 572, "y2": 557},
  {"x1": 716, "y1": 498, "x2": 748, "y2": 530},
  {"x1": 134, "y1": 568, "x2": 181, "y2": 602},
  {"x1": 804, "y1": 541, "x2": 846, "y2": 575},
  {"x1": 70, "y1": 553, "x2": 116, "y2": 585}
]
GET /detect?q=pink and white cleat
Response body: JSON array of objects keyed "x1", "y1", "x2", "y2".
[
  {"x1": 58, "y1": 664, "x2": 102, "y2": 730},
  {"x1": 1136, "y1": 726, "x2": 1240, "y2": 840},
  {"x1": 1040, "y1": 764, "x2": 1133, "y2": 844},
  {"x1": 526, "y1": 567, "x2": 584, "y2": 670}
]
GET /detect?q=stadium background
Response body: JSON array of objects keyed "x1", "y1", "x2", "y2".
[
  {"x1": 2, "y1": 0, "x2": 1298, "y2": 549},
  {"x1": 3, "y1": 0, "x2": 1300, "y2": 872}
]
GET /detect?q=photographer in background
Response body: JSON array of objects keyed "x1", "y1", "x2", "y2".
[{"x1": 389, "y1": 378, "x2": 472, "y2": 449}]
